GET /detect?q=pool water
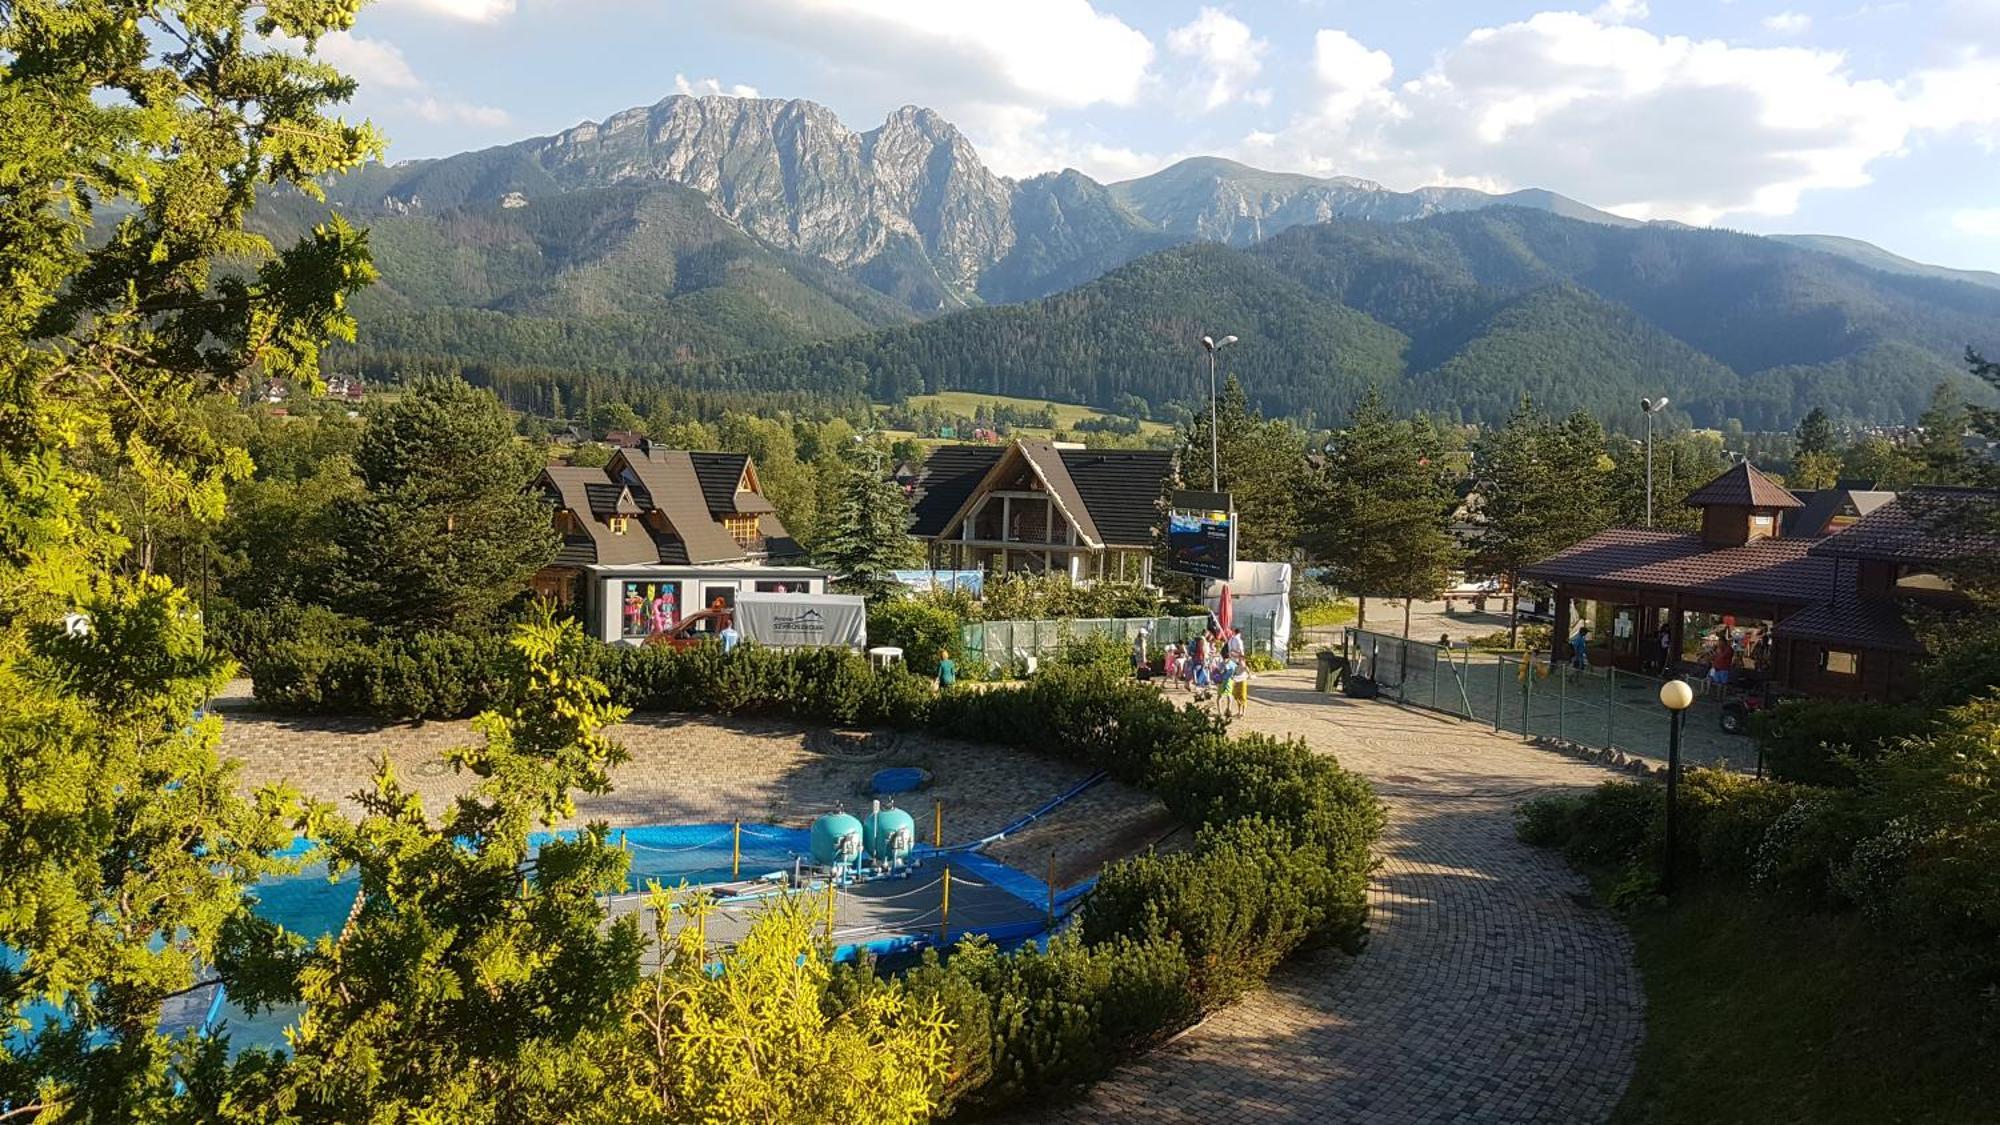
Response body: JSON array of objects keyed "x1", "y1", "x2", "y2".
[{"x1": 14, "y1": 825, "x2": 815, "y2": 1055}]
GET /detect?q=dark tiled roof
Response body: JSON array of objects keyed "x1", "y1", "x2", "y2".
[
  {"x1": 910, "y1": 446, "x2": 1003, "y2": 537},
  {"x1": 1808, "y1": 487, "x2": 2000, "y2": 564},
  {"x1": 1684, "y1": 462, "x2": 1803, "y2": 509},
  {"x1": 1017, "y1": 440, "x2": 1103, "y2": 545},
  {"x1": 538, "y1": 467, "x2": 656, "y2": 566},
  {"x1": 1775, "y1": 600, "x2": 1926, "y2": 653},
  {"x1": 553, "y1": 535, "x2": 596, "y2": 567},
  {"x1": 1783, "y1": 488, "x2": 1896, "y2": 538},
  {"x1": 583, "y1": 482, "x2": 640, "y2": 516},
  {"x1": 1520, "y1": 527, "x2": 1833, "y2": 605},
  {"x1": 689, "y1": 452, "x2": 749, "y2": 517},
  {"x1": 1059, "y1": 448, "x2": 1174, "y2": 546}
]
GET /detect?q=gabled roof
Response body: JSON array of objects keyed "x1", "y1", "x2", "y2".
[
  {"x1": 910, "y1": 446, "x2": 1004, "y2": 538},
  {"x1": 909, "y1": 440, "x2": 1174, "y2": 549},
  {"x1": 689, "y1": 452, "x2": 753, "y2": 516},
  {"x1": 1808, "y1": 486, "x2": 2000, "y2": 565},
  {"x1": 1058, "y1": 448, "x2": 1174, "y2": 546},
  {"x1": 544, "y1": 449, "x2": 798, "y2": 568},
  {"x1": 1783, "y1": 488, "x2": 1896, "y2": 538},
  {"x1": 612, "y1": 448, "x2": 743, "y2": 565},
  {"x1": 1774, "y1": 600, "x2": 1926, "y2": 654},
  {"x1": 1519, "y1": 527, "x2": 1832, "y2": 605},
  {"x1": 1684, "y1": 462, "x2": 1803, "y2": 509},
  {"x1": 539, "y1": 466, "x2": 658, "y2": 566}
]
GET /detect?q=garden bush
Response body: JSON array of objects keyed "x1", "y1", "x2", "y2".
[
  {"x1": 245, "y1": 610, "x2": 1387, "y2": 1111},
  {"x1": 1082, "y1": 816, "x2": 1339, "y2": 1006},
  {"x1": 870, "y1": 594, "x2": 965, "y2": 676},
  {"x1": 1517, "y1": 697, "x2": 2000, "y2": 987},
  {"x1": 1751, "y1": 697, "x2": 1927, "y2": 786}
]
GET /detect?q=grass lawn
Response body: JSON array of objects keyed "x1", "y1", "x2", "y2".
[
  {"x1": 1613, "y1": 884, "x2": 2000, "y2": 1124},
  {"x1": 887, "y1": 391, "x2": 1175, "y2": 438},
  {"x1": 1296, "y1": 601, "x2": 1358, "y2": 628}
]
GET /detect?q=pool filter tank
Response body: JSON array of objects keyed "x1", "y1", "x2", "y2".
[
  {"x1": 863, "y1": 800, "x2": 916, "y2": 865},
  {"x1": 809, "y1": 811, "x2": 864, "y2": 867}
]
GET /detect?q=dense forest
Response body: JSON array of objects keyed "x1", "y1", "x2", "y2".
[{"x1": 314, "y1": 200, "x2": 2000, "y2": 431}]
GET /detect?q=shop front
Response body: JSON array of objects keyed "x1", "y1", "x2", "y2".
[{"x1": 584, "y1": 564, "x2": 831, "y2": 644}]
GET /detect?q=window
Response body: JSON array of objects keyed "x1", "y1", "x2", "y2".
[
  {"x1": 1895, "y1": 568, "x2": 1954, "y2": 593},
  {"x1": 1821, "y1": 649, "x2": 1858, "y2": 675},
  {"x1": 609, "y1": 516, "x2": 631, "y2": 536},
  {"x1": 1749, "y1": 512, "x2": 1776, "y2": 539},
  {"x1": 724, "y1": 514, "x2": 760, "y2": 544}
]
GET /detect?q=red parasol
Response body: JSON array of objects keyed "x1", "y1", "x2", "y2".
[{"x1": 1217, "y1": 584, "x2": 1233, "y2": 635}]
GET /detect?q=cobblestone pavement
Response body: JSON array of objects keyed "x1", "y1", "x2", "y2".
[{"x1": 1062, "y1": 667, "x2": 1646, "y2": 1125}]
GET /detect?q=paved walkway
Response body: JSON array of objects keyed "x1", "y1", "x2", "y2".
[{"x1": 1067, "y1": 667, "x2": 1645, "y2": 1124}]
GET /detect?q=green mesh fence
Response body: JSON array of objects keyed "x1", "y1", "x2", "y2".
[{"x1": 1343, "y1": 627, "x2": 1750, "y2": 770}]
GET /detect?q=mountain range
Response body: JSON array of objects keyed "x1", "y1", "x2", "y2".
[{"x1": 280, "y1": 92, "x2": 2000, "y2": 428}]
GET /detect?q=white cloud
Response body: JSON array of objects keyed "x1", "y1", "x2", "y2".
[
  {"x1": 1312, "y1": 29, "x2": 1396, "y2": 125},
  {"x1": 1951, "y1": 207, "x2": 2000, "y2": 237},
  {"x1": 1591, "y1": 0, "x2": 1649, "y2": 23},
  {"x1": 1762, "y1": 11, "x2": 1812, "y2": 34},
  {"x1": 1237, "y1": 11, "x2": 2000, "y2": 225},
  {"x1": 716, "y1": 0, "x2": 1154, "y2": 177},
  {"x1": 274, "y1": 29, "x2": 511, "y2": 132},
  {"x1": 381, "y1": 0, "x2": 515, "y2": 23},
  {"x1": 1167, "y1": 8, "x2": 1271, "y2": 111},
  {"x1": 675, "y1": 74, "x2": 762, "y2": 99},
  {"x1": 412, "y1": 96, "x2": 513, "y2": 128},
  {"x1": 312, "y1": 32, "x2": 421, "y2": 90}
]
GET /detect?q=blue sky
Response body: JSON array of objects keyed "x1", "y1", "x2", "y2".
[{"x1": 315, "y1": 0, "x2": 2000, "y2": 270}]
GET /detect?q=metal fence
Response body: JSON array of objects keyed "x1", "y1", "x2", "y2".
[
  {"x1": 1342, "y1": 627, "x2": 1753, "y2": 770},
  {"x1": 960, "y1": 613, "x2": 1277, "y2": 666}
]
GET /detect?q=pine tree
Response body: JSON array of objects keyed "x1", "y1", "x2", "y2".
[
  {"x1": 1305, "y1": 390, "x2": 1460, "y2": 632},
  {"x1": 1179, "y1": 375, "x2": 1309, "y2": 562},
  {"x1": 817, "y1": 446, "x2": 918, "y2": 600},
  {"x1": 1472, "y1": 399, "x2": 1612, "y2": 643},
  {"x1": 1, "y1": 0, "x2": 377, "y2": 1112},
  {"x1": 1794, "y1": 407, "x2": 1837, "y2": 457}
]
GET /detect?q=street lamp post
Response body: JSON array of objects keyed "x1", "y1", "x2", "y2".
[
  {"x1": 1640, "y1": 396, "x2": 1670, "y2": 528},
  {"x1": 1200, "y1": 334, "x2": 1238, "y2": 489},
  {"x1": 1658, "y1": 677, "x2": 1695, "y2": 893}
]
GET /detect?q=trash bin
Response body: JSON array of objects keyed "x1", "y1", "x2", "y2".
[{"x1": 1315, "y1": 650, "x2": 1344, "y2": 692}]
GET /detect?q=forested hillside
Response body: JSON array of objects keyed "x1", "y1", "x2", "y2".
[{"x1": 670, "y1": 208, "x2": 2000, "y2": 429}]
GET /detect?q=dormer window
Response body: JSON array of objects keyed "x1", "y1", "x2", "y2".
[
  {"x1": 1749, "y1": 512, "x2": 1777, "y2": 540},
  {"x1": 724, "y1": 514, "x2": 760, "y2": 545},
  {"x1": 610, "y1": 516, "x2": 631, "y2": 536}
]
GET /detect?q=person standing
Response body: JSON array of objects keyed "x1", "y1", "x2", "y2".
[
  {"x1": 1569, "y1": 624, "x2": 1591, "y2": 671},
  {"x1": 1226, "y1": 628, "x2": 1245, "y2": 662},
  {"x1": 1707, "y1": 631, "x2": 1734, "y2": 688},
  {"x1": 1214, "y1": 655, "x2": 1238, "y2": 714},
  {"x1": 1230, "y1": 659, "x2": 1251, "y2": 717},
  {"x1": 719, "y1": 616, "x2": 740, "y2": 654},
  {"x1": 936, "y1": 649, "x2": 957, "y2": 690},
  {"x1": 1132, "y1": 626, "x2": 1150, "y2": 676},
  {"x1": 1655, "y1": 623, "x2": 1674, "y2": 676}
]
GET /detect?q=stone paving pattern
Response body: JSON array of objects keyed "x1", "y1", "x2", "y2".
[{"x1": 1060, "y1": 667, "x2": 1645, "y2": 1124}]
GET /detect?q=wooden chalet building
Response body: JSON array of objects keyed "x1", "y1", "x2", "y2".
[
  {"x1": 908, "y1": 439, "x2": 1174, "y2": 583},
  {"x1": 533, "y1": 443, "x2": 827, "y2": 642},
  {"x1": 1520, "y1": 461, "x2": 1996, "y2": 701}
]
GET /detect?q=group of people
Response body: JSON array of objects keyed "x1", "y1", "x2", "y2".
[{"x1": 1155, "y1": 625, "x2": 1252, "y2": 716}]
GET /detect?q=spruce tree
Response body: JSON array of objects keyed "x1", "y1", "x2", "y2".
[
  {"x1": 817, "y1": 446, "x2": 917, "y2": 601},
  {"x1": 1794, "y1": 407, "x2": 1837, "y2": 457}
]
